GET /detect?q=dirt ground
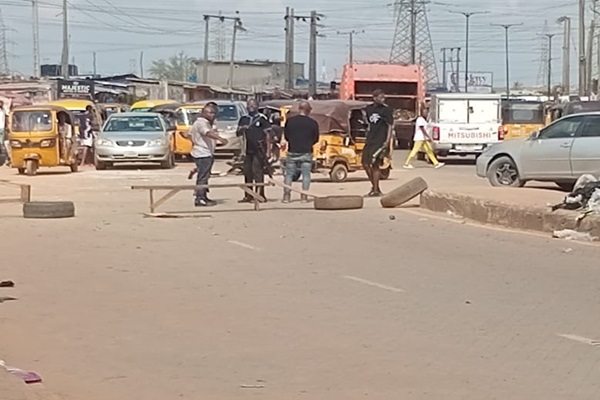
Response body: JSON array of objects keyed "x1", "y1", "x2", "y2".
[{"x1": 2, "y1": 158, "x2": 600, "y2": 400}]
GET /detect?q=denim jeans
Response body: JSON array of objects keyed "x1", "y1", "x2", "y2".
[
  {"x1": 193, "y1": 156, "x2": 214, "y2": 200},
  {"x1": 284, "y1": 153, "x2": 312, "y2": 196}
]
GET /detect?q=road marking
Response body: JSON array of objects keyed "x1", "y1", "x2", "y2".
[
  {"x1": 227, "y1": 240, "x2": 260, "y2": 251},
  {"x1": 557, "y1": 334, "x2": 600, "y2": 347},
  {"x1": 342, "y1": 275, "x2": 405, "y2": 293}
]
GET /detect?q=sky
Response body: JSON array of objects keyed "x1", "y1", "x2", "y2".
[{"x1": 0, "y1": 0, "x2": 588, "y2": 87}]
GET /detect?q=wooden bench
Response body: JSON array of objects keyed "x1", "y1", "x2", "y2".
[
  {"x1": 0, "y1": 180, "x2": 31, "y2": 205},
  {"x1": 131, "y1": 183, "x2": 274, "y2": 214}
]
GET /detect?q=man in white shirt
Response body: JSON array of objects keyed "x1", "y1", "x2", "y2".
[
  {"x1": 184, "y1": 103, "x2": 228, "y2": 207},
  {"x1": 403, "y1": 108, "x2": 444, "y2": 169}
]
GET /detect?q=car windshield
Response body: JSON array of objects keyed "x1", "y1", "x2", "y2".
[
  {"x1": 216, "y1": 105, "x2": 238, "y2": 122},
  {"x1": 503, "y1": 104, "x2": 544, "y2": 124},
  {"x1": 176, "y1": 108, "x2": 203, "y2": 126},
  {"x1": 11, "y1": 111, "x2": 53, "y2": 132},
  {"x1": 104, "y1": 116, "x2": 163, "y2": 132},
  {"x1": 131, "y1": 107, "x2": 152, "y2": 112}
]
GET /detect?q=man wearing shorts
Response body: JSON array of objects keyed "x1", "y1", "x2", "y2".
[{"x1": 362, "y1": 89, "x2": 393, "y2": 197}]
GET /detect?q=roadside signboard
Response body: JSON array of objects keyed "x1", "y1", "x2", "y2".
[
  {"x1": 447, "y1": 71, "x2": 494, "y2": 94},
  {"x1": 57, "y1": 79, "x2": 95, "y2": 99}
]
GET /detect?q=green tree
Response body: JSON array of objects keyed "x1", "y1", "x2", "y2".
[{"x1": 148, "y1": 52, "x2": 197, "y2": 82}]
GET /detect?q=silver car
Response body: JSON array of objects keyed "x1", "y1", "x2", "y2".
[
  {"x1": 94, "y1": 112, "x2": 175, "y2": 170},
  {"x1": 476, "y1": 112, "x2": 600, "y2": 190}
]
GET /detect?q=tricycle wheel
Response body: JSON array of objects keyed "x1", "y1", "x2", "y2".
[
  {"x1": 18, "y1": 168, "x2": 25, "y2": 175},
  {"x1": 25, "y1": 159, "x2": 37, "y2": 176},
  {"x1": 330, "y1": 163, "x2": 348, "y2": 182},
  {"x1": 70, "y1": 162, "x2": 79, "y2": 173}
]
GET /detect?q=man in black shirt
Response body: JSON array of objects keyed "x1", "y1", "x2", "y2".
[
  {"x1": 363, "y1": 89, "x2": 394, "y2": 197},
  {"x1": 282, "y1": 101, "x2": 319, "y2": 203},
  {"x1": 237, "y1": 98, "x2": 272, "y2": 202}
]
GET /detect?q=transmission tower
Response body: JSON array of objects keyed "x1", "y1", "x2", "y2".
[
  {"x1": 212, "y1": 11, "x2": 227, "y2": 60},
  {"x1": 390, "y1": 0, "x2": 439, "y2": 86},
  {"x1": 536, "y1": 20, "x2": 549, "y2": 87},
  {"x1": 0, "y1": 10, "x2": 9, "y2": 76}
]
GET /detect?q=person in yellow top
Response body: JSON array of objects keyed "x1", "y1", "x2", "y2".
[{"x1": 403, "y1": 108, "x2": 445, "y2": 169}]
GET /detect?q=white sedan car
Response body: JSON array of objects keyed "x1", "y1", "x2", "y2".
[{"x1": 476, "y1": 112, "x2": 600, "y2": 191}]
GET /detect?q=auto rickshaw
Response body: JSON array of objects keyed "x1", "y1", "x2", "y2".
[
  {"x1": 281, "y1": 100, "x2": 393, "y2": 182},
  {"x1": 98, "y1": 103, "x2": 130, "y2": 119},
  {"x1": 131, "y1": 99, "x2": 177, "y2": 113},
  {"x1": 165, "y1": 103, "x2": 204, "y2": 158},
  {"x1": 48, "y1": 99, "x2": 104, "y2": 133},
  {"x1": 548, "y1": 100, "x2": 600, "y2": 125},
  {"x1": 8, "y1": 105, "x2": 79, "y2": 175},
  {"x1": 259, "y1": 100, "x2": 297, "y2": 126},
  {"x1": 500, "y1": 100, "x2": 545, "y2": 140}
]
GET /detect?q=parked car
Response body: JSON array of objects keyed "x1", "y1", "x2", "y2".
[
  {"x1": 476, "y1": 112, "x2": 600, "y2": 190},
  {"x1": 94, "y1": 112, "x2": 175, "y2": 170}
]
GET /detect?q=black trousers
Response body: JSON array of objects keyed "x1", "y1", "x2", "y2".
[
  {"x1": 243, "y1": 152, "x2": 265, "y2": 197},
  {"x1": 193, "y1": 156, "x2": 214, "y2": 200}
]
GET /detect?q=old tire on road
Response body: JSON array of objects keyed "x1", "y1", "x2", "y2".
[
  {"x1": 23, "y1": 201, "x2": 75, "y2": 219},
  {"x1": 486, "y1": 156, "x2": 524, "y2": 187},
  {"x1": 314, "y1": 195, "x2": 364, "y2": 211},
  {"x1": 380, "y1": 177, "x2": 428, "y2": 208}
]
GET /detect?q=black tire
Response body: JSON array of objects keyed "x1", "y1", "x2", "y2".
[
  {"x1": 380, "y1": 177, "x2": 428, "y2": 208},
  {"x1": 70, "y1": 163, "x2": 79, "y2": 173},
  {"x1": 380, "y1": 167, "x2": 391, "y2": 180},
  {"x1": 416, "y1": 152, "x2": 425, "y2": 161},
  {"x1": 161, "y1": 153, "x2": 175, "y2": 169},
  {"x1": 23, "y1": 201, "x2": 75, "y2": 219},
  {"x1": 329, "y1": 163, "x2": 349, "y2": 182},
  {"x1": 18, "y1": 168, "x2": 25, "y2": 175},
  {"x1": 556, "y1": 181, "x2": 575, "y2": 192},
  {"x1": 95, "y1": 160, "x2": 107, "y2": 171},
  {"x1": 486, "y1": 156, "x2": 524, "y2": 187},
  {"x1": 314, "y1": 195, "x2": 364, "y2": 211},
  {"x1": 25, "y1": 159, "x2": 37, "y2": 176}
]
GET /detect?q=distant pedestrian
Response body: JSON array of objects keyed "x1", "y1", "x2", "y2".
[
  {"x1": 236, "y1": 98, "x2": 271, "y2": 203},
  {"x1": 78, "y1": 106, "x2": 94, "y2": 166},
  {"x1": 363, "y1": 89, "x2": 393, "y2": 197},
  {"x1": 0, "y1": 100, "x2": 8, "y2": 166},
  {"x1": 403, "y1": 108, "x2": 444, "y2": 169},
  {"x1": 185, "y1": 103, "x2": 229, "y2": 207},
  {"x1": 282, "y1": 101, "x2": 319, "y2": 203}
]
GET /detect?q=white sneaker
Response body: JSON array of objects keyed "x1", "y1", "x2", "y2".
[
  {"x1": 403, "y1": 164, "x2": 414, "y2": 169},
  {"x1": 435, "y1": 162, "x2": 445, "y2": 169}
]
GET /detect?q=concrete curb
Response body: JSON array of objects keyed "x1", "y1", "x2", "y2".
[{"x1": 419, "y1": 190, "x2": 600, "y2": 238}]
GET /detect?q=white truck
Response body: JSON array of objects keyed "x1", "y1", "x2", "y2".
[{"x1": 428, "y1": 93, "x2": 503, "y2": 158}]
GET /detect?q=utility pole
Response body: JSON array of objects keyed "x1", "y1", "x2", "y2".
[
  {"x1": 587, "y1": 17, "x2": 595, "y2": 95},
  {"x1": 284, "y1": 8, "x2": 296, "y2": 90},
  {"x1": 557, "y1": 16, "x2": 571, "y2": 94},
  {"x1": 455, "y1": 47, "x2": 461, "y2": 92},
  {"x1": 61, "y1": 0, "x2": 69, "y2": 78},
  {"x1": 202, "y1": 15, "x2": 210, "y2": 84},
  {"x1": 450, "y1": 11, "x2": 489, "y2": 92},
  {"x1": 441, "y1": 48, "x2": 448, "y2": 88},
  {"x1": 541, "y1": 33, "x2": 556, "y2": 96},
  {"x1": 410, "y1": 0, "x2": 417, "y2": 64},
  {"x1": 140, "y1": 51, "x2": 144, "y2": 78},
  {"x1": 92, "y1": 52, "x2": 97, "y2": 76},
  {"x1": 337, "y1": 30, "x2": 363, "y2": 65},
  {"x1": 228, "y1": 17, "x2": 245, "y2": 89},
  {"x1": 309, "y1": 11, "x2": 318, "y2": 97},
  {"x1": 0, "y1": 10, "x2": 8, "y2": 76},
  {"x1": 579, "y1": 0, "x2": 586, "y2": 96},
  {"x1": 491, "y1": 23, "x2": 523, "y2": 98},
  {"x1": 32, "y1": 0, "x2": 40, "y2": 77}
]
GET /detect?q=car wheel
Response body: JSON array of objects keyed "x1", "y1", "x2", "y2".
[
  {"x1": 486, "y1": 156, "x2": 524, "y2": 187},
  {"x1": 25, "y1": 159, "x2": 37, "y2": 176},
  {"x1": 95, "y1": 160, "x2": 107, "y2": 171}
]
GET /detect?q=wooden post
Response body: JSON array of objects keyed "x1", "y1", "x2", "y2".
[
  {"x1": 149, "y1": 189, "x2": 155, "y2": 213},
  {"x1": 20, "y1": 185, "x2": 31, "y2": 203}
]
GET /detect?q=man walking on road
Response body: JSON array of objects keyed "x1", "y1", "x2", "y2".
[
  {"x1": 363, "y1": 89, "x2": 394, "y2": 197},
  {"x1": 236, "y1": 99, "x2": 272, "y2": 203},
  {"x1": 403, "y1": 108, "x2": 444, "y2": 169},
  {"x1": 282, "y1": 101, "x2": 319, "y2": 203},
  {"x1": 186, "y1": 103, "x2": 228, "y2": 207}
]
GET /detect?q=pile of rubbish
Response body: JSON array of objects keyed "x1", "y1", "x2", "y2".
[
  {"x1": 393, "y1": 109, "x2": 416, "y2": 121},
  {"x1": 551, "y1": 174, "x2": 600, "y2": 219}
]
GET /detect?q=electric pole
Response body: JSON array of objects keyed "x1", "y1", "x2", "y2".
[
  {"x1": 92, "y1": 52, "x2": 97, "y2": 76},
  {"x1": 541, "y1": 33, "x2": 556, "y2": 96},
  {"x1": 140, "y1": 51, "x2": 144, "y2": 78},
  {"x1": 0, "y1": 10, "x2": 8, "y2": 76},
  {"x1": 450, "y1": 10, "x2": 489, "y2": 92},
  {"x1": 228, "y1": 17, "x2": 245, "y2": 89},
  {"x1": 337, "y1": 30, "x2": 363, "y2": 65},
  {"x1": 455, "y1": 47, "x2": 461, "y2": 92},
  {"x1": 284, "y1": 7, "x2": 296, "y2": 90},
  {"x1": 579, "y1": 0, "x2": 586, "y2": 96},
  {"x1": 309, "y1": 11, "x2": 318, "y2": 97},
  {"x1": 410, "y1": 0, "x2": 417, "y2": 64},
  {"x1": 202, "y1": 15, "x2": 210, "y2": 84},
  {"x1": 587, "y1": 16, "x2": 595, "y2": 95},
  {"x1": 491, "y1": 23, "x2": 523, "y2": 98},
  {"x1": 441, "y1": 48, "x2": 448, "y2": 88},
  {"x1": 61, "y1": 0, "x2": 69, "y2": 78},
  {"x1": 32, "y1": 0, "x2": 40, "y2": 77},
  {"x1": 557, "y1": 16, "x2": 571, "y2": 94}
]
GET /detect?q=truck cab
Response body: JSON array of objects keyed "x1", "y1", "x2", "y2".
[{"x1": 428, "y1": 93, "x2": 503, "y2": 157}]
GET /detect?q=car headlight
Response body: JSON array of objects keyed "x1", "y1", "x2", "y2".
[
  {"x1": 148, "y1": 139, "x2": 166, "y2": 146},
  {"x1": 10, "y1": 140, "x2": 22, "y2": 148},
  {"x1": 40, "y1": 139, "x2": 56, "y2": 148},
  {"x1": 96, "y1": 139, "x2": 114, "y2": 147}
]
